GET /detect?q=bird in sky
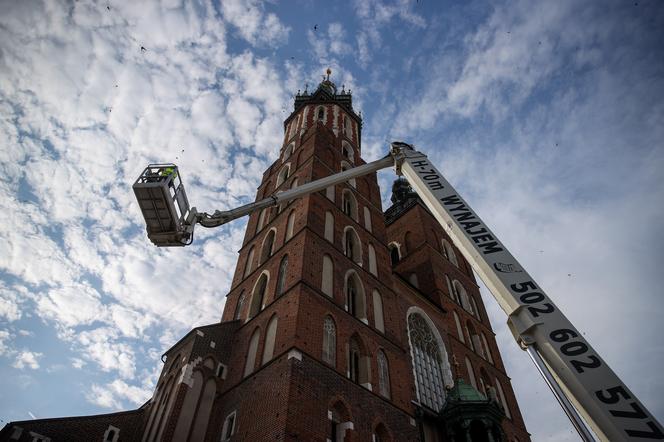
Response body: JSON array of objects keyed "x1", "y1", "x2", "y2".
[{"x1": 313, "y1": 24, "x2": 318, "y2": 31}]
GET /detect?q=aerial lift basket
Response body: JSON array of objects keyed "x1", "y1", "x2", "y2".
[{"x1": 132, "y1": 164, "x2": 194, "y2": 246}]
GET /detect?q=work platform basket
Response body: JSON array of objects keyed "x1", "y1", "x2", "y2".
[{"x1": 133, "y1": 164, "x2": 194, "y2": 246}]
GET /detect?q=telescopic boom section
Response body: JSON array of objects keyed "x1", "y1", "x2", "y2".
[
  {"x1": 394, "y1": 144, "x2": 663, "y2": 442},
  {"x1": 197, "y1": 155, "x2": 394, "y2": 228}
]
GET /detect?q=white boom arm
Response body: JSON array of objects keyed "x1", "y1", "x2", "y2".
[
  {"x1": 135, "y1": 142, "x2": 662, "y2": 441},
  {"x1": 394, "y1": 144, "x2": 663, "y2": 441}
]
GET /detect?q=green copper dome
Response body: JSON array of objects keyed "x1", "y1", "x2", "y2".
[{"x1": 447, "y1": 379, "x2": 487, "y2": 403}]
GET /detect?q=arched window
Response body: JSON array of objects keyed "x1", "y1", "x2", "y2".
[
  {"x1": 345, "y1": 271, "x2": 366, "y2": 320},
  {"x1": 256, "y1": 208, "x2": 267, "y2": 233},
  {"x1": 372, "y1": 290, "x2": 384, "y2": 333},
  {"x1": 470, "y1": 296, "x2": 479, "y2": 320},
  {"x1": 453, "y1": 280, "x2": 472, "y2": 312},
  {"x1": 363, "y1": 206, "x2": 372, "y2": 232},
  {"x1": 322, "y1": 316, "x2": 336, "y2": 366},
  {"x1": 467, "y1": 321, "x2": 485, "y2": 358},
  {"x1": 283, "y1": 142, "x2": 295, "y2": 161},
  {"x1": 286, "y1": 211, "x2": 296, "y2": 241},
  {"x1": 343, "y1": 116, "x2": 351, "y2": 137},
  {"x1": 465, "y1": 356, "x2": 477, "y2": 389},
  {"x1": 317, "y1": 106, "x2": 325, "y2": 121},
  {"x1": 329, "y1": 401, "x2": 351, "y2": 442},
  {"x1": 276, "y1": 164, "x2": 290, "y2": 188},
  {"x1": 243, "y1": 247, "x2": 255, "y2": 278},
  {"x1": 442, "y1": 239, "x2": 459, "y2": 267},
  {"x1": 374, "y1": 423, "x2": 390, "y2": 442},
  {"x1": 453, "y1": 311, "x2": 464, "y2": 343},
  {"x1": 407, "y1": 312, "x2": 450, "y2": 410},
  {"x1": 290, "y1": 178, "x2": 299, "y2": 189},
  {"x1": 324, "y1": 211, "x2": 334, "y2": 242},
  {"x1": 495, "y1": 379, "x2": 512, "y2": 419},
  {"x1": 445, "y1": 275, "x2": 453, "y2": 299},
  {"x1": 260, "y1": 229, "x2": 276, "y2": 265},
  {"x1": 479, "y1": 368, "x2": 492, "y2": 398},
  {"x1": 343, "y1": 227, "x2": 362, "y2": 265},
  {"x1": 347, "y1": 335, "x2": 371, "y2": 387},
  {"x1": 234, "y1": 292, "x2": 245, "y2": 320},
  {"x1": 342, "y1": 140, "x2": 354, "y2": 162},
  {"x1": 482, "y1": 333, "x2": 494, "y2": 364},
  {"x1": 388, "y1": 243, "x2": 401, "y2": 265},
  {"x1": 221, "y1": 411, "x2": 237, "y2": 441},
  {"x1": 322, "y1": 255, "x2": 334, "y2": 297},
  {"x1": 261, "y1": 315, "x2": 278, "y2": 364},
  {"x1": 340, "y1": 161, "x2": 356, "y2": 188},
  {"x1": 341, "y1": 189, "x2": 358, "y2": 221},
  {"x1": 276, "y1": 255, "x2": 288, "y2": 296},
  {"x1": 368, "y1": 244, "x2": 377, "y2": 276},
  {"x1": 288, "y1": 114, "x2": 300, "y2": 139},
  {"x1": 377, "y1": 350, "x2": 391, "y2": 398},
  {"x1": 243, "y1": 328, "x2": 260, "y2": 377},
  {"x1": 248, "y1": 272, "x2": 269, "y2": 319}
]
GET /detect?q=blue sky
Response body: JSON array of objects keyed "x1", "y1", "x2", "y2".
[{"x1": 0, "y1": 0, "x2": 663, "y2": 440}]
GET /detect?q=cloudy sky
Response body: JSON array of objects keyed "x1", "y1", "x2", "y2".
[{"x1": 0, "y1": 0, "x2": 662, "y2": 440}]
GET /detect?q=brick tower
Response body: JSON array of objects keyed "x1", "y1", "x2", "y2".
[{"x1": 0, "y1": 72, "x2": 531, "y2": 442}]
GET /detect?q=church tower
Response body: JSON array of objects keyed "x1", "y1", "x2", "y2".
[{"x1": 0, "y1": 71, "x2": 531, "y2": 442}]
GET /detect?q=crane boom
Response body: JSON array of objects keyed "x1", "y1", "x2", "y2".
[
  {"x1": 395, "y1": 144, "x2": 662, "y2": 441},
  {"x1": 133, "y1": 142, "x2": 663, "y2": 441}
]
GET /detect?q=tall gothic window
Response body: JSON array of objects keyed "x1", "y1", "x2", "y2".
[
  {"x1": 341, "y1": 190, "x2": 357, "y2": 221},
  {"x1": 340, "y1": 161, "x2": 356, "y2": 187},
  {"x1": 276, "y1": 255, "x2": 288, "y2": 296},
  {"x1": 345, "y1": 272, "x2": 365, "y2": 320},
  {"x1": 343, "y1": 227, "x2": 361, "y2": 264},
  {"x1": 377, "y1": 350, "x2": 391, "y2": 398},
  {"x1": 347, "y1": 276, "x2": 358, "y2": 317},
  {"x1": 322, "y1": 316, "x2": 336, "y2": 366},
  {"x1": 372, "y1": 290, "x2": 384, "y2": 333},
  {"x1": 321, "y1": 255, "x2": 334, "y2": 297},
  {"x1": 442, "y1": 239, "x2": 459, "y2": 267},
  {"x1": 286, "y1": 211, "x2": 296, "y2": 241},
  {"x1": 243, "y1": 247, "x2": 255, "y2": 278},
  {"x1": 234, "y1": 292, "x2": 245, "y2": 320},
  {"x1": 349, "y1": 337, "x2": 361, "y2": 383},
  {"x1": 249, "y1": 272, "x2": 268, "y2": 319},
  {"x1": 260, "y1": 229, "x2": 276, "y2": 265},
  {"x1": 317, "y1": 106, "x2": 325, "y2": 121},
  {"x1": 256, "y1": 208, "x2": 267, "y2": 233},
  {"x1": 407, "y1": 313, "x2": 447, "y2": 411},
  {"x1": 261, "y1": 315, "x2": 278, "y2": 364},
  {"x1": 244, "y1": 328, "x2": 260, "y2": 377},
  {"x1": 388, "y1": 243, "x2": 400, "y2": 265},
  {"x1": 324, "y1": 211, "x2": 334, "y2": 242},
  {"x1": 283, "y1": 142, "x2": 294, "y2": 161},
  {"x1": 276, "y1": 164, "x2": 290, "y2": 188}
]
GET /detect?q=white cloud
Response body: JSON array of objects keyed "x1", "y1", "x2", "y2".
[
  {"x1": 13, "y1": 350, "x2": 42, "y2": 370},
  {"x1": 0, "y1": 330, "x2": 12, "y2": 356},
  {"x1": 0, "y1": 282, "x2": 24, "y2": 322},
  {"x1": 220, "y1": 0, "x2": 290, "y2": 47},
  {"x1": 71, "y1": 358, "x2": 86, "y2": 369},
  {"x1": 87, "y1": 378, "x2": 151, "y2": 410},
  {"x1": 36, "y1": 284, "x2": 106, "y2": 329},
  {"x1": 77, "y1": 328, "x2": 136, "y2": 379}
]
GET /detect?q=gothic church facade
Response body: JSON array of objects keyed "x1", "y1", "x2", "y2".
[{"x1": 1, "y1": 75, "x2": 530, "y2": 442}]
